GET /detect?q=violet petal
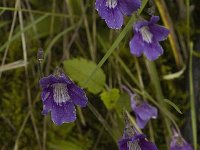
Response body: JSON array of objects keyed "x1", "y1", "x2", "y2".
[
  {"x1": 143, "y1": 42, "x2": 164, "y2": 61},
  {"x1": 150, "y1": 24, "x2": 170, "y2": 41},
  {"x1": 39, "y1": 75, "x2": 57, "y2": 88},
  {"x1": 42, "y1": 94, "x2": 53, "y2": 115},
  {"x1": 51, "y1": 102, "x2": 76, "y2": 125},
  {"x1": 139, "y1": 139, "x2": 158, "y2": 150},
  {"x1": 149, "y1": 16, "x2": 160, "y2": 25},
  {"x1": 118, "y1": 0, "x2": 141, "y2": 16},
  {"x1": 129, "y1": 33, "x2": 144, "y2": 57},
  {"x1": 134, "y1": 102, "x2": 158, "y2": 128},
  {"x1": 68, "y1": 83, "x2": 88, "y2": 107},
  {"x1": 95, "y1": 0, "x2": 123, "y2": 29}
]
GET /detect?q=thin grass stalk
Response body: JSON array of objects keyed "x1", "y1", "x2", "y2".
[
  {"x1": 0, "y1": 6, "x2": 73, "y2": 18},
  {"x1": 18, "y1": 3, "x2": 42, "y2": 150},
  {"x1": 186, "y1": 0, "x2": 197, "y2": 148},
  {"x1": 189, "y1": 43, "x2": 197, "y2": 150},
  {"x1": 154, "y1": 0, "x2": 183, "y2": 67},
  {"x1": 80, "y1": 0, "x2": 95, "y2": 61},
  {"x1": 134, "y1": 58, "x2": 155, "y2": 142},
  {"x1": 0, "y1": 0, "x2": 19, "y2": 78},
  {"x1": 0, "y1": 14, "x2": 49, "y2": 53}
]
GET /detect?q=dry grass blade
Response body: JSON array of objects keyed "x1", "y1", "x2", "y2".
[{"x1": 0, "y1": 60, "x2": 28, "y2": 72}]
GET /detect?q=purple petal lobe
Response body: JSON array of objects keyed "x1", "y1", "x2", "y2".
[
  {"x1": 134, "y1": 102, "x2": 158, "y2": 129},
  {"x1": 135, "y1": 115, "x2": 149, "y2": 129},
  {"x1": 118, "y1": 0, "x2": 141, "y2": 16},
  {"x1": 143, "y1": 42, "x2": 164, "y2": 61},
  {"x1": 68, "y1": 83, "x2": 88, "y2": 107},
  {"x1": 95, "y1": 0, "x2": 123, "y2": 29},
  {"x1": 150, "y1": 24, "x2": 169, "y2": 41},
  {"x1": 139, "y1": 139, "x2": 158, "y2": 150},
  {"x1": 149, "y1": 16, "x2": 160, "y2": 25},
  {"x1": 39, "y1": 75, "x2": 57, "y2": 88},
  {"x1": 104, "y1": 8, "x2": 124, "y2": 29},
  {"x1": 129, "y1": 33, "x2": 144, "y2": 57},
  {"x1": 51, "y1": 102, "x2": 76, "y2": 125},
  {"x1": 42, "y1": 95, "x2": 53, "y2": 115},
  {"x1": 41, "y1": 88, "x2": 51, "y2": 102}
]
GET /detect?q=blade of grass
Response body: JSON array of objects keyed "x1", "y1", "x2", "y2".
[
  {"x1": 163, "y1": 99, "x2": 183, "y2": 114},
  {"x1": 154, "y1": 0, "x2": 183, "y2": 67},
  {"x1": 18, "y1": 3, "x2": 42, "y2": 149},
  {"x1": 0, "y1": 6, "x2": 74, "y2": 18},
  {"x1": 0, "y1": 0, "x2": 19, "y2": 77},
  {"x1": 44, "y1": 24, "x2": 78, "y2": 61},
  {"x1": 186, "y1": 0, "x2": 197, "y2": 148},
  {"x1": 0, "y1": 14, "x2": 49, "y2": 53},
  {"x1": 145, "y1": 60, "x2": 172, "y2": 140},
  {"x1": 0, "y1": 60, "x2": 27, "y2": 72},
  {"x1": 189, "y1": 43, "x2": 197, "y2": 150}
]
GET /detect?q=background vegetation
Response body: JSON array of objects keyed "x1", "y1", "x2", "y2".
[{"x1": 0, "y1": 0, "x2": 199, "y2": 149}]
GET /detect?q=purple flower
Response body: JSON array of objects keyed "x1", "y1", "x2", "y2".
[
  {"x1": 39, "y1": 72, "x2": 88, "y2": 125},
  {"x1": 170, "y1": 131, "x2": 193, "y2": 150},
  {"x1": 131, "y1": 95, "x2": 158, "y2": 129},
  {"x1": 95, "y1": 0, "x2": 141, "y2": 29},
  {"x1": 118, "y1": 121, "x2": 158, "y2": 150},
  {"x1": 129, "y1": 16, "x2": 169, "y2": 61},
  {"x1": 121, "y1": 85, "x2": 158, "y2": 129}
]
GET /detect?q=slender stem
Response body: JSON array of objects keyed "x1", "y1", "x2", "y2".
[
  {"x1": 0, "y1": 6, "x2": 74, "y2": 18},
  {"x1": 145, "y1": 60, "x2": 172, "y2": 148},
  {"x1": 154, "y1": 0, "x2": 183, "y2": 67},
  {"x1": 189, "y1": 43, "x2": 197, "y2": 149},
  {"x1": 186, "y1": 0, "x2": 197, "y2": 148},
  {"x1": 18, "y1": 2, "x2": 42, "y2": 149},
  {"x1": 135, "y1": 58, "x2": 155, "y2": 142}
]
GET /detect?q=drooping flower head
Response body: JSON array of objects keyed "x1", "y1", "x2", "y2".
[
  {"x1": 170, "y1": 129, "x2": 193, "y2": 150},
  {"x1": 122, "y1": 85, "x2": 158, "y2": 129},
  {"x1": 129, "y1": 16, "x2": 169, "y2": 61},
  {"x1": 131, "y1": 95, "x2": 157, "y2": 129},
  {"x1": 39, "y1": 67, "x2": 88, "y2": 125},
  {"x1": 95, "y1": 0, "x2": 141, "y2": 29},
  {"x1": 118, "y1": 113, "x2": 158, "y2": 150}
]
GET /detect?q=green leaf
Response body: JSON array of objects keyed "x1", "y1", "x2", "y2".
[
  {"x1": 100, "y1": 88, "x2": 120, "y2": 109},
  {"x1": 115, "y1": 93, "x2": 132, "y2": 114},
  {"x1": 63, "y1": 58, "x2": 106, "y2": 94}
]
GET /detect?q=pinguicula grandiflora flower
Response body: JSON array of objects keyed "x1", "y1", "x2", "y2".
[
  {"x1": 39, "y1": 67, "x2": 88, "y2": 125},
  {"x1": 122, "y1": 85, "x2": 157, "y2": 129},
  {"x1": 118, "y1": 113, "x2": 158, "y2": 150},
  {"x1": 170, "y1": 128, "x2": 193, "y2": 150},
  {"x1": 129, "y1": 16, "x2": 169, "y2": 61},
  {"x1": 95, "y1": 0, "x2": 141, "y2": 29}
]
